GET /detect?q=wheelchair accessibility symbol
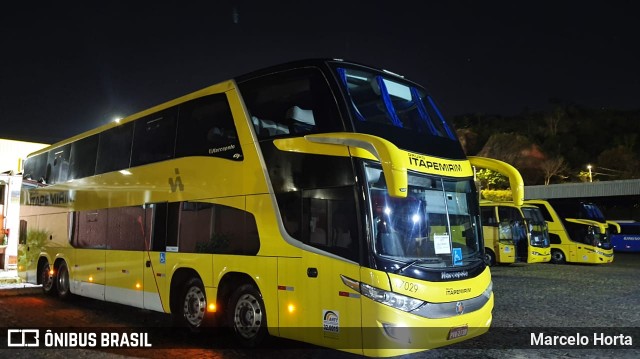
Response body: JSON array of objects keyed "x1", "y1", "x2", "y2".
[
  {"x1": 159, "y1": 252, "x2": 166, "y2": 264},
  {"x1": 452, "y1": 248, "x2": 463, "y2": 266}
]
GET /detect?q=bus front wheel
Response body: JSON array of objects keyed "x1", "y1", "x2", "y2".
[
  {"x1": 484, "y1": 249, "x2": 496, "y2": 266},
  {"x1": 550, "y1": 249, "x2": 566, "y2": 264},
  {"x1": 228, "y1": 284, "x2": 267, "y2": 348}
]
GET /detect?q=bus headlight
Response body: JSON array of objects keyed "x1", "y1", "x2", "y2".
[
  {"x1": 483, "y1": 281, "x2": 493, "y2": 299},
  {"x1": 341, "y1": 275, "x2": 424, "y2": 312},
  {"x1": 361, "y1": 283, "x2": 425, "y2": 312}
]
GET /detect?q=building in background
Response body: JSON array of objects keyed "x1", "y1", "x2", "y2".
[{"x1": 0, "y1": 138, "x2": 48, "y2": 270}]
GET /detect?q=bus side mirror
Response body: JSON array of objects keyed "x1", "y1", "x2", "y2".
[
  {"x1": 275, "y1": 133, "x2": 408, "y2": 198},
  {"x1": 306, "y1": 133, "x2": 408, "y2": 198}
]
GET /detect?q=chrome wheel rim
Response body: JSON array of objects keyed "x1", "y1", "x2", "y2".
[
  {"x1": 183, "y1": 285, "x2": 206, "y2": 327},
  {"x1": 233, "y1": 293, "x2": 263, "y2": 339}
]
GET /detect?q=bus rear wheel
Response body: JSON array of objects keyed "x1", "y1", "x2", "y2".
[
  {"x1": 40, "y1": 261, "x2": 56, "y2": 296},
  {"x1": 228, "y1": 284, "x2": 267, "y2": 348},
  {"x1": 550, "y1": 249, "x2": 566, "y2": 264},
  {"x1": 56, "y1": 261, "x2": 71, "y2": 299}
]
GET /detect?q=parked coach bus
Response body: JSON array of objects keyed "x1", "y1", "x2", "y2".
[
  {"x1": 466, "y1": 156, "x2": 550, "y2": 266},
  {"x1": 610, "y1": 221, "x2": 640, "y2": 252},
  {"x1": 480, "y1": 201, "x2": 550, "y2": 266},
  {"x1": 525, "y1": 199, "x2": 614, "y2": 264},
  {"x1": 19, "y1": 58, "x2": 492, "y2": 356}
]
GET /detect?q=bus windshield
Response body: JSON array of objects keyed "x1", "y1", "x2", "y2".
[
  {"x1": 583, "y1": 203, "x2": 606, "y2": 221},
  {"x1": 366, "y1": 163, "x2": 482, "y2": 269},
  {"x1": 522, "y1": 207, "x2": 550, "y2": 247}
]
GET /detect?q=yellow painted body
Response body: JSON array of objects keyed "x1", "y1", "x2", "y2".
[
  {"x1": 525, "y1": 200, "x2": 613, "y2": 264},
  {"x1": 20, "y1": 76, "x2": 492, "y2": 356},
  {"x1": 480, "y1": 202, "x2": 551, "y2": 264}
]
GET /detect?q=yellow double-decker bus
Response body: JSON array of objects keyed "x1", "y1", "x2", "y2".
[
  {"x1": 19, "y1": 59, "x2": 492, "y2": 356},
  {"x1": 525, "y1": 199, "x2": 615, "y2": 264}
]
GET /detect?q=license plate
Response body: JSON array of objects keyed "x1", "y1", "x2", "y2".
[{"x1": 447, "y1": 325, "x2": 468, "y2": 340}]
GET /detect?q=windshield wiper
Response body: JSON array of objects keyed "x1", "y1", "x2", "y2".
[{"x1": 395, "y1": 257, "x2": 443, "y2": 273}]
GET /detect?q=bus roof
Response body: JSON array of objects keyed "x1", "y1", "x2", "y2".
[{"x1": 26, "y1": 58, "x2": 416, "y2": 159}]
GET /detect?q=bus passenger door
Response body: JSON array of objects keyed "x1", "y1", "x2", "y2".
[
  {"x1": 142, "y1": 203, "x2": 175, "y2": 312},
  {"x1": 278, "y1": 253, "x2": 362, "y2": 350},
  {"x1": 277, "y1": 190, "x2": 363, "y2": 351},
  {"x1": 307, "y1": 251, "x2": 362, "y2": 351}
]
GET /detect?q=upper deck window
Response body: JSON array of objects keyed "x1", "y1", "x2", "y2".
[
  {"x1": 175, "y1": 94, "x2": 243, "y2": 161},
  {"x1": 336, "y1": 67, "x2": 456, "y2": 141},
  {"x1": 238, "y1": 67, "x2": 343, "y2": 140}
]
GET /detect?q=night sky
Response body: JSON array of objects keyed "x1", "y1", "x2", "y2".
[{"x1": 2, "y1": 1, "x2": 639, "y2": 144}]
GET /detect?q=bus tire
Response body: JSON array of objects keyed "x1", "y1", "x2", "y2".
[
  {"x1": 484, "y1": 249, "x2": 496, "y2": 266},
  {"x1": 176, "y1": 277, "x2": 208, "y2": 330},
  {"x1": 40, "y1": 261, "x2": 56, "y2": 296},
  {"x1": 550, "y1": 249, "x2": 566, "y2": 264},
  {"x1": 227, "y1": 283, "x2": 267, "y2": 348},
  {"x1": 56, "y1": 261, "x2": 71, "y2": 299}
]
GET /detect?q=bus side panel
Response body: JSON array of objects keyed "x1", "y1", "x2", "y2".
[
  {"x1": 18, "y1": 214, "x2": 38, "y2": 283},
  {"x1": 72, "y1": 249, "x2": 106, "y2": 300},
  {"x1": 105, "y1": 250, "x2": 144, "y2": 307},
  {"x1": 19, "y1": 206, "x2": 74, "y2": 285},
  {"x1": 482, "y1": 225, "x2": 514, "y2": 264},
  {"x1": 213, "y1": 255, "x2": 278, "y2": 334},
  {"x1": 143, "y1": 249, "x2": 167, "y2": 312},
  {"x1": 277, "y1": 253, "x2": 362, "y2": 352},
  {"x1": 612, "y1": 233, "x2": 640, "y2": 252},
  {"x1": 70, "y1": 209, "x2": 107, "y2": 300},
  {"x1": 104, "y1": 205, "x2": 147, "y2": 307}
]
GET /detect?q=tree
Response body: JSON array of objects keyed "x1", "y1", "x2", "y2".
[
  {"x1": 596, "y1": 146, "x2": 640, "y2": 179},
  {"x1": 475, "y1": 169, "x2": 509, "y2": 190},
  {"x1": 540, "y1": 157, "x2": 568, "y2": 185}
]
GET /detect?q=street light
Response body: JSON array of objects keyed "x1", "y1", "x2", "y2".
[{"x1": 587, "y1": 164, "x2": 593, "y2": 182}]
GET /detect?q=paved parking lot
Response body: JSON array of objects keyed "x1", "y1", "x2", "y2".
[{"x1": 1, "y1": 253, "x2": 638, "y2": 358}]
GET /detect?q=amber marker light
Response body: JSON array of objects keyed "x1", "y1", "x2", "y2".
[
  {"x1": 135, "y1": 283, "x2": 141, "y2": 289},
  {"x1": 288, "y1": 303, "x2": 296, "y2": 313},
  {"x1": 208, "y1": 303, "x2": 217, "y2": 312},
  {"x1": 89, "y1": 276, "x2": 94, "y2": 282},
  {"x1": 49, "y1": 269, "x2": 54, "y2": 275}
]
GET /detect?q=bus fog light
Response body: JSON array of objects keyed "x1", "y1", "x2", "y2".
[{"x1": 382, "y1": 323, "x2": 411, "y2": 343}]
